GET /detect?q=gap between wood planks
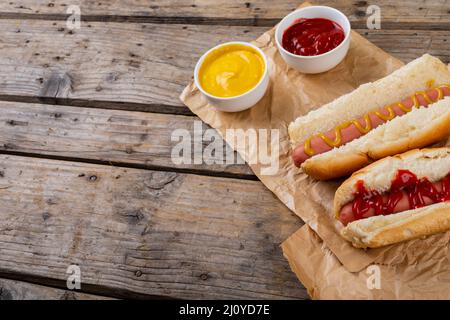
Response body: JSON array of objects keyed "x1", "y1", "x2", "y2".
[
  {"x1": 0, "y1": 276, "x2": 116, "y2": 300},
  {"x1": 0, "y1": 95, "x2": 195, "y2": 116},
  {"x1": 0, "y1": 149, "x2": 258, "y2": 181},
  {"x1": 0, "y1": 270, "x2": 171, "y2": 300}
]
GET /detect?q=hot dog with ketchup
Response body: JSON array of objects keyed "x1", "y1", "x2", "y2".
[
  {"x1": 288, "y1": 54, "x2": 450, "y2": 180},
  {"x1": 338, "y1": 172, "x2": 449, "y2": 226},
  {"x1": 335, "y1": 148, "x2": 450, "y2": 248}
]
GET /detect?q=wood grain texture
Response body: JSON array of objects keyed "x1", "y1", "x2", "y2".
[
  {"x1": 0, "y1": 19, "x2": 262, "y2": 114},
  {"x1": 0, "y1": 278, "x2": 112, "y2": 300},
  {"x1": 0, "y1": 19, "x2": 448, "y2": 112},
  {"x1": 0, "y1": 155, "x2": 306, "y2": 299},
  {"x1": 0, "y1": 1, "x2": 448, "y2": 29},
  {"x1": 0, "y1": 1, "x2": 446, "y2": 300},
  {"x1": 0, "y1": 101, "x2": 253, "y2": 177}
]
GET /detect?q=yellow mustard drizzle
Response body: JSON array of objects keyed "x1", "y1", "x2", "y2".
[{"x1": 303, "y1": 84, "x2": 450, "y2": 157}]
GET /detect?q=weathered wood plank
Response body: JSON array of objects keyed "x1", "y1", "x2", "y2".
[
  {"x1": 0, "y1": 1, "x2": 448, "y2": 29},
  {"x1": 359, "y1": 29, "x2": 450, "y2": 63},
  {"x1": 0, "y1": 278, "x2": 112, "y2": 300},
  {"x1": 0, "y1": 19, "x2": 448, "y2": 113},
  {"x1": 0, "y1": 101, "x2": 253, "y2": 177},
  {"x1": 0, "y1": 155, "x2": 306, "y2": 299},
  {"x1": 0, "y1": 20, "x2": 262, "y2": 114}
]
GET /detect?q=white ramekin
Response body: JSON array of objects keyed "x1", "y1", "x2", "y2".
[
  {"x1": 275, "y1": 6, "x2": 351, "y2": 74},
  {"x1": 194, "y1": 41, "x2": 269, "y2": 112}
]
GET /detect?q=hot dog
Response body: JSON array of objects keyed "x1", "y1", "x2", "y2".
[
  {"x1": 334, "y1": 148, "x2": 450, "y2": 248},
  {"x1": 292, "y1": 86, "x2": 450, "y2": 167},
  {"x1": 288, "y1": 54, "x2": 450, "y2": 180},
  {"x1": 338, "y1": 178, "x2": 445, "y2": 226}
]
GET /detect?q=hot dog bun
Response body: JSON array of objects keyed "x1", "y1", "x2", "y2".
[
  {"x1": 288, "y1": 54, "x2": 450, "y2": 180},
  {"x1": 334, "y1": 148, "x2": 450, "y2": 248},
  {"x1": 303, "y1": 97, "x2": 450, "y2": 179}
]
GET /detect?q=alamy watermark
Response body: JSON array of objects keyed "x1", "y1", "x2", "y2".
[
  {"x1": 366, "y1": 265, "x2": 381, "y2": 290},
  {"x1": 66, "y1": 5, "x2": 81, "y2": 30},
  {"x1": 171, "y1": 121, "x2": 280, "y2": 175},
  {"x1": 366, "y1": 4, "x2": 381, "y2": 30},
  {"x1": 66, "y1": 264, "x2": 81, "y2": 290}
]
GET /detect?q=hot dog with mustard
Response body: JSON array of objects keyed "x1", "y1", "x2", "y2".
[{"x1": 288, "y1": 54, "x2": 450, "y2": 179}]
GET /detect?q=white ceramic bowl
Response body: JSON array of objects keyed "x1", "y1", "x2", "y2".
[
  {"x1": 194, "y1": 41, "x2": 269, "y2": 112},
  {"x1": 275, "y1": 6, "x2": 351, "y2": 74}
]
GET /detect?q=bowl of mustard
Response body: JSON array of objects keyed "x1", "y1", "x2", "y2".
[{"x1": 194, "y1": 42, "x2": 269, "y2": 112}]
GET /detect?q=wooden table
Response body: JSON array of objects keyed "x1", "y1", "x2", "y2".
[{"x1": 0, "y1": 0, "x2": 448, "y2": 300}]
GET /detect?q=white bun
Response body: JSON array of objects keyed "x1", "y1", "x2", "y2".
[{"x1": 288, "y1": 54, "x2": 450, "y2": 145}]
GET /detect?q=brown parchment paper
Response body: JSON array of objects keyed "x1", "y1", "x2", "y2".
[
  {"x1": 180, "y1": 2, "x2": 406, "y2": 272},
  {"x1": 180, "y1": 2, "x2": 450, "y2": 296},
  {"x1": 282, "y1": 225, "x2": 450, "y2": 299}
]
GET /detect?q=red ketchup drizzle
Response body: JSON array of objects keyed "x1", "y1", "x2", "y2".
[
  {"x1": 282, "y1": 18, "x2": 345, "y2": 56},
  {"x1": 352, "y1": 170, "x2": 450, "y2": 220}
]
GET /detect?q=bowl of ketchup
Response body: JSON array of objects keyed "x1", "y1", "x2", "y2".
[{"x1": 275, "y1": 6, "x2": 351, "y2": 74}]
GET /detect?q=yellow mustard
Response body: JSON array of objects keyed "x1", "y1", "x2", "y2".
[{"x1": 199, "y1": 44, "x2": 265, "y2": 98}]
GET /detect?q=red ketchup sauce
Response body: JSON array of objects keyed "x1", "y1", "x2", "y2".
[
  {"x1": 282, "y1": 18, "x2": 345, "y2": 56},
  {"x1": 352, "y1": 170, "x2": 450, "y2": 220}
]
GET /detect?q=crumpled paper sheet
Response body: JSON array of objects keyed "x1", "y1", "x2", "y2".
[
  {"x1": 282, "y1": 225, "x2": 450, "y2": 299},
  {"x1": 180, "y1": 2, "x2": 450, "y2": 298}
]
